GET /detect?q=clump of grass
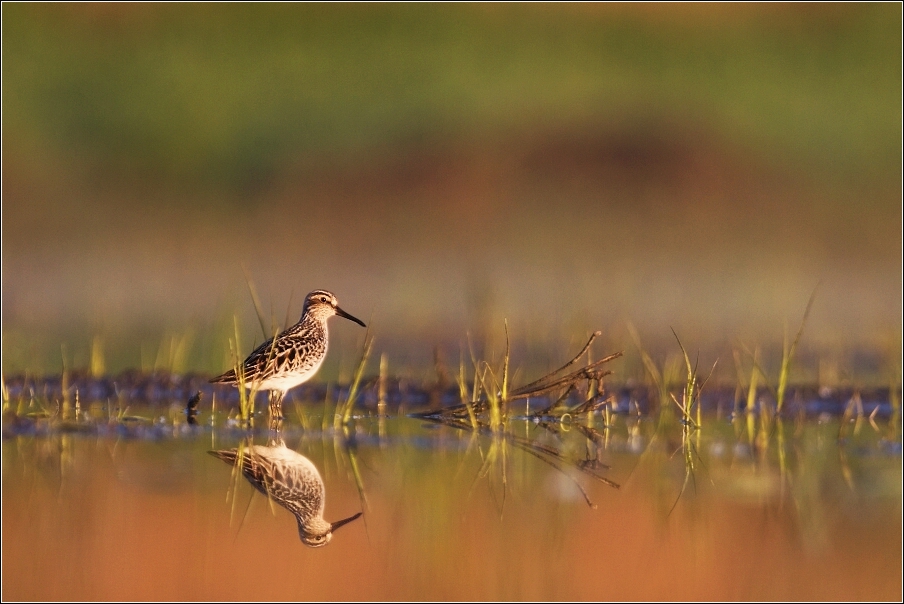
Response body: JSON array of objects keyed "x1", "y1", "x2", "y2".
[
  {"x1": 229, "y1": 316, "x2": 260, "y2": 427},
  {"x1": 455, "y1": 321, "x2": 512, "y2": 430},
  {"x1": 60, "y1": 344, "x2": 72, "y2": 421},
  {"x1": 732, "y1": 347, "x2": 761, "y2": 416},
  {"x1": 627, "y1": 327, "x2": 716, "y2": 514},
  {"x1": 335, "y1": 329, "x2": 374, "y2": 427},
  {"x1": 669, "y1": 328, "x2": 717, "y2": 430},
  {"x1": 518, "y1": 331, "x2": 620, "y2": 419},
  {"x1": 731, "y1": 286, "x2": 819, "y2": 440},
  {"x1": 377, "y1": 353, "x2": 388, "y2": 416},
  {"x1": 733, "y1": 345, "x2": 766, "y2": 448},
  {"x1": 776, "y1": 286, "x2": 819, "y2": 414},
  {"x1": 427, "y1": 324, "x2": 622, "y2": 430},
  {"x1": 455, "y1": 349, "x2": 479, "y2": 429},
  {"x1": 497, "y1": 320, "x2": 511, "y2": 426},
  {"x1": 628, "y1": 322, "x2": 683, "y2": 422},
  {"x1": 443, "y1": 326, "x2": 508, "y2": 430},
  {"x1": 477, "y1": 321, "x2": 509, "y2": 430}
]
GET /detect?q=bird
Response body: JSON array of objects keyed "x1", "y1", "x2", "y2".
[
  {"x1": 209, "y1": 442, "x2": 362, "y2": 546},
  {"x1": 210, "y1": 289, "x2": 366, "y2": 421}
]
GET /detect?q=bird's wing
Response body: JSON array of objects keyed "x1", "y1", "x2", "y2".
[{"x1": 208, "y1": 330, "x2": 283, "y2": 385}]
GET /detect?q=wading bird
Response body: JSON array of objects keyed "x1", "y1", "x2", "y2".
[{"x1": 210, "y1": 289, "x2": 366, "y2": 422}]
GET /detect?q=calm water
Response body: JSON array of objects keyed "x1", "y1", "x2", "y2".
[{"x1": 3, "y1": 410, "x2": 901, "y2": 600}]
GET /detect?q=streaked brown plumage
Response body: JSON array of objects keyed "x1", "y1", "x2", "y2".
[
  {"x1": 209, "y1": 442, "x2": 362, "y2": 546},
  {"x1": 210, "y1": 289, "x2": 365, "y2": 418}
]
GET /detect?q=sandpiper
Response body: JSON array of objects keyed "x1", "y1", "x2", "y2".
[
  {"x1": 210, "y1": 289, "x2": 366, "y2": 420},
  {"x1": 209, "y1": 442, "x2": 362, "y2": 546}
]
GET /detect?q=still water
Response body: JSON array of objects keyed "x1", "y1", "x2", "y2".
[{"x1": 3, "y1": 411, "x2": 901, "y2": 600}]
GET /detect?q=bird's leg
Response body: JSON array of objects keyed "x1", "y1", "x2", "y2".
[{"x1": 268, "y1": 390, "x2": 285, "y2": 432}]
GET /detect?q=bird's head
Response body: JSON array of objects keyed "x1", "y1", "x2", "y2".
[
  {"x1": 299, "y1": 512, "x2": 363, "y2": 547},
  {"x1": 303, "y1": 290, "x2": 366, "y2": 327}
]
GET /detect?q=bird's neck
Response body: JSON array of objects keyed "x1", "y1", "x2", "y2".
[
  {"x1": 300, "y1": 516, "x2": 330, "y2": 534},
  {"x1": 298, "y1": 311, "x2": 327, "y2": 332}
]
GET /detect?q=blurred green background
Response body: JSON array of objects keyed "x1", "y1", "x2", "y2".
[{"x1": 2, "y1": 3, "x2": 901, "y2": 384}]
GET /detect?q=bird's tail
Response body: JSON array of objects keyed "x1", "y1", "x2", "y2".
[
  {"x1": 208, "y1": 449, "x2": 238, "y2": 465},
  {"x1": 209, "y1": 369, "x2": 238, "y2": 384}
]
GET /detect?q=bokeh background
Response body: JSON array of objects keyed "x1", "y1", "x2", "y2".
[{"x1": 2, "y1": 4, "x2": 901, "y2": 384}]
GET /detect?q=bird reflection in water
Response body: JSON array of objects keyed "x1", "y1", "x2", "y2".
[{"x1": 209, "y1": 441, "x2": 362, "y2": 547}]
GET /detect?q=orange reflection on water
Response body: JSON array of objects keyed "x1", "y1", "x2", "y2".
[{"x1": 2, "y1": 420, "x2": 900, "y2": 600}]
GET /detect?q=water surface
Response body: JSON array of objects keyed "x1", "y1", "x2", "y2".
[{"x1": 3, "y1": 411, "x2": 901, "y2": 600}]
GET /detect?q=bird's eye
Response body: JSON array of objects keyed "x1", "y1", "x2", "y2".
[{"x1": 321, "y1": 296, "x2": 329, "y2": 303}]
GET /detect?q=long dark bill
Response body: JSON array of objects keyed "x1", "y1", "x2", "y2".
[
  {"x1": 335, "y1": 306, "x2": 366, "y2": 327},
  {"x1": 330, "y1": 512, "x2": 363, "y2": 533}
]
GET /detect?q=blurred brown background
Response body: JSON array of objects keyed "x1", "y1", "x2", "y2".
[{"x1": 2, "y1": 4, "x2": 901, "y2": 383}]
